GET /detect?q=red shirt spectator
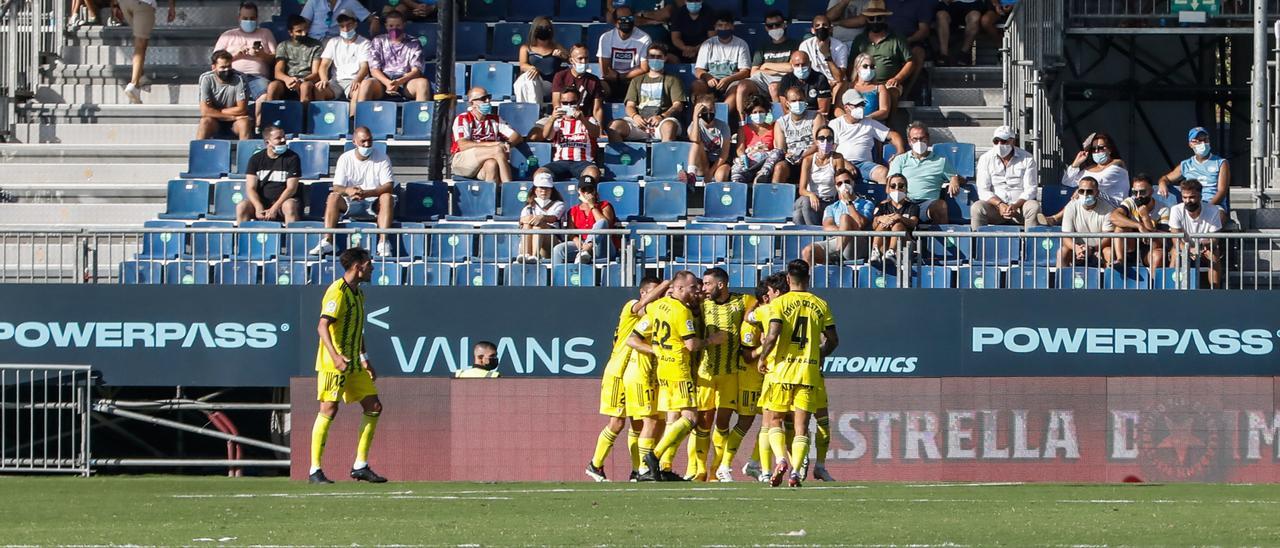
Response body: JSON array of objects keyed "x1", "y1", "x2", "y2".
[
  {"x1": 450, "y1": 110, "x2": 513, "y2": 155},
  {"x1": 550, "y1": 117, "x2": 594, "y2": 162}
]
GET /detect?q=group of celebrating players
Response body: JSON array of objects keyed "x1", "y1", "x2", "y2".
[{"x1": 586, "y1": 259, "x2": 839, "y2": 487}]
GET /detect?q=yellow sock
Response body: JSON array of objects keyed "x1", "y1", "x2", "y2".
[
  {"x1": 654, "y1": 417, "x2": 694, "y2": 468},
  {"x1": 685, "y1": 433, "x2": 699, "y2": 478},
  {"x1": 757, "y1": 429, "x2": 772, "y2": 472},
  {"x1": 815, "y1": 416, "x2": 831, "y2": 465},
  {"x1": 591, "y1": 427, "x2": 619, "y2": 468},
  {"x1": 309, "y1": 413, "x2": 333, "y2": 471},
  {"x1": 790, "y1": 435, "x2": 810, "y2": 471},
  {"x1": 768, "y1": 427, "x2": 788, "y2": 465},
  {"x1": 354, "y1": 412, "x2": 379, "y2": 466},
  {"x1": 711, "y1": 427, "x2": 730, "y2": 470},
  {"x1": 693, "y1": 427, "x2": 711, "y2": 478},
  {"x1": 627, "y1": 430, "x2": 641, "y2": 471},
  {"x1": 719, "y1": 426, "x2": 746, "y2": 470},
  {"x1": 638, "y1": 437, "x2": 656, "y2": 473},
  {"x1": 660, "y1": 443, "x2": 678, "y2": 471},
  {"x1": 751, "y1": 433, "x2": 762, "y2": 464}
]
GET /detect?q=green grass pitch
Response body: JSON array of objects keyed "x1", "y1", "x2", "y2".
[{"x1": 3, "y1": 476, "x2": 1279, "y2": 545}]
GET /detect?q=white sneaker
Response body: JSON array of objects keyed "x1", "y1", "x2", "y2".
[
  {"x1": 715, "y1": 466, "x2": 734, "y2": 482},
  {"x1": 813, "y1": 464, "x2": 835, "y2": 482},
  {"x1": 742, "y1": 460, "x2": 762, "y2": 479},
  {"x1": 883, "y1": 249, "x2": 897, "y2": 264},
  {"x1": 869, "y1": 248, "x2": 882, "y2": 264},
  {"x1": 376, "y1": 240, "x2": 393, "y2": 257},
  {"x1": 66, "y1": 12, "x2": 84, "y2": 31},
  {"x1": 758, "y1": 471, "x2": 771, "y2": 483},
  {"x1": 123, "y1": 83, "x2": 141, "y2": 104},
  {"x1": 106, "y1": 14, "x2": 122, "y2": 26},
  {"x1": 308, "y1": 239, "x2": 333, "y2": 256},
  {"x1": 574, "y1": 251, "x2": 591, "y2": 264},
  {"x1": 801, "y1": 456, "x2": 811, "y2": 480}
]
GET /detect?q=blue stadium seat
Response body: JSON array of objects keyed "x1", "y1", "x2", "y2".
[
  {"x1": 1008, "y1": 265, "x2": 1052, "y2": 289},
  {"x1": 180, "y1": 140, "x2": 232, "y2": 179},
  {"x1": 681, "y1": 223, "x2": 729, "y2": 263},
  {"x1": 394, "y1": 222, "x2": 426, "y2": 261},
  {"x1": 158, "y1": 179, "x2": 211, "y2": 220},
  {"x1": 743, "y1": 0, "x2": 778, "y2": 20},
  {"x1": 398, "y1": 101, "x2": 436, "y2": 140},
  {"x1": 234, "y1": 220, "x2": 282, "y2": 261},
  {"x1": 697, "y1": 182, "x2": 749, "y2": 222},
  {"x1": 458, "y1": 263, "x2": 501, "y2": 286},
  {"x1": 880, "y1": 142, "x2": 898, "y2": 164},
  {"x1": 1022, "y1": 225, "x2": 1060, "y2": 267},
  {"x1": 631, "y1": 222, "x2": 669, "y2": 262},
  {"x1": 916, "y1": 265, "x2": 953, "y2": 288},
  {"x1": 731, "y1": 225, "x2": 777, "y2": 264},
  {"x1": 263, "y1": 260, "x2": 308, "y2": 285},
  {"x1": 785, "y1": 22, "x2": 813, "y2": 42},
  {"x1": 1104, "y1": 266, "x2": 1150, "y2": 290},
  {"x1": 289, "y1": 141, "x2": 332, "y2": 180},
  {"x1": 671, "y1": 64, "x2": 697, "y2": 94},
  {"x1": 303, "y1": 183, "x2": 332, "y2": 221},
  {"x1": 649, "y1": 142, "x2": 694, "y2": 180},
  {"x1": 944, "y1": 183, "x2": 978, "y2": 223},
  {"x1": 919, "y1": 225, "x2": 972, "y2": 265},
  {"x1": 470, "y1": 61, "x2": 515, "y2": 100},
  {"x1": 465, "y1": 0, "x2": 506, "y2": 20},
  {"x1": 604, "y1": 102, "x2": 627, "y2": 124},
  {"x1": 780, "y1": 225, "x2": 824, "y2": 263},
  {"x1": 857, "y1": 265, "x2": 899, "y2": 288},
  {"x1": 598, "y1": 181, "x2": 641, "y2": 219},
  {"x1": 302, "y1": 101, "x2": 350, "y2": 139},
  {"x1": 793, "y1": 0, "x2": 826, "y2": 18},
  {"x1": 429, "y1": 232, "x2": 475, "y2": 262},
  {"x1": 229, "y1": 139, "x2": 265, "y2": 179},
  {"x1": 455, "y1": 63, "x2": 470, "y2": 96},
  {"x1": 355, "y1": 101, "x2": 399, "y2": 140},
  {"x1": 401, "y1": 181, "x2": 450, "y2": 222},
  {"x1": 164, "y1": 262, "x2": 211, "y2": 285},
  {"x1": 603, "y1": 142, "x2": 647, "y2": 180},
  {"x1": 371, "y1": 261, "x2": 404, "y2": 286},
  {"x1": 642, "y1": 181, "x2": 686, "y2": 221},
  {"x1": 738, "y1": 24, "x2": 767, "y2": 51},
  {"x1": 584, "y1": 62, "x2": 603, "y2": 78},
  {"x1": 498, "y1": 102, "x2": 540, "y2": 137},
  {"x1": 551, "y1": 264, "x2": 596, "y2": 287},
  {"x1": 407, "y1": 23, "x2": 439, "y2": 60},
  {"x1": 118, "y1": 260, "x2": 165, "y2": 284},
  {"x1": 725, "y1": 264, "x2": 758, "y2": 288},
  {"x1": 602, "y1": 263, "x2": 643, "y2": 287},
  {"x1": 136, "y1": 220, "x2": 187, "y2": 260},
  {"x1": 335, "y1": 221, "x2": 379, "y2": 254},
  {"x1": 283, "y1": 220, "x2": 325, "y2": 260},
  {"x1": 449, "y1": 180, "x2": 498, "y2": 221},
  {"x1": 972, "y1": 225, "x2": 1021, "y2": 266},
  {"x1": 407, "y1": 262, "x2": 453, "y2": 286},
  {"x1": 746, "y1": 183, "x2": 795, "y2": 223},
  {"x1": 259, "y1": 100, "x2": 304, "y2": 136},
  {"x1": 475, "y1": 223, "x2": 520, "y2": 263},
  {"x1": 811, "y1": 264, "x2": 854, "y2": 288},
  {"x1": 215, "y1": 260, "x2": 259, "y2": 285},
  {"x1": 932, "y1": 143, "x2": 976, "y2": 179},
  {"x1": 638, "y1": 24, "x2": 668, "y2": 45},
  {"x1": 1041, "y1": 184, "x2": 1074, "y2": 216},
  {"x1": 770, "y1": 102, "x2": 784, "y2": 122},
  {"x1": 854, "y1": 180, "x2": 887, "y2": 203},
  {"x1": 341, "y1": 141, "x2": 388, "y2": 156},
  {"x1": 505, "y1": 262, "x2": 548, "y2": 286},
  {"x1": 498, "y1": 181, "x2": 532, "y2": 220},
  {"x1": 1058, "y1": 266, "x2": 1101, "y2": 290},
  {"x1": 510, "y1": 142, "x2": 553, "y2": 180},
  {"x1": 310, "y1": 261, "x2": 341, "y2": 285},
  {"x1": 185, "y1": 220, "x2": 235, "y2": 260},
  {"x1": 207, "y1": 180, "x2": 247, "y2": 221},
  {"x1": 1154, "y1": 267, "x2": 1199, "y2": 290},
  {"x1": 585, "y1": 25, "x2": 611, "y2": 54},
  {"x1": 957, "y1": 266, "x2": 1002, "y2": 289},
  {"x1": 555, "y1": 180, "x2": 582, "y2": 208},
  {"x1": 704, "y1": 0, "x2": 740, "y2": 12},
  {"x1": 491, "y1": 23, "x2": 531, "y2": 62},
  {"x1": 553, "y1": 23, "x2": 584, "y2": 47},
  {"x1": 559, "y1": 0, "x2": 602, "y2": 21}
]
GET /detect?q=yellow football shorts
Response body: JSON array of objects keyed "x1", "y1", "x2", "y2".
[
  {"x1": 761, "y1": 381, "x2": 817, "y2": 413},
  {"x1": 316, "y1": 368, "x2": 378, "y2": 404},
  {"x1": 812, "y1": 378, "x2": 828, "y2": 410},
  {"x1": 695, "y1": 373, "x2": 738, "y2": 411},
  {"x1": 623, "y1": 354, "x2": 657, "y2": 419},
  {"x1": 599, "y1": 375, "x2": 626, "y2": 417},
  {"x1": 737, "y1": 368, "x2": 764, "y2": 416},
  {"x1": 657, "y1": 377, "x2": 697, "y2": 412}
]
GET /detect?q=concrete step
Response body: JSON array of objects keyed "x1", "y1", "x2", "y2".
[
  {"x1": 0, "y1": 143, "x2": 187, "y2": 163},
  {"x1": 62, "y1": 45, "x2": 225, "y2": 66},
  {"x1": 66, "y1": 1, "x2": 278, "y2": 38},
  {"x1": 907, "y1": 105, "x2": 1004, "y2": 127},
  {"x1": 4, "y1": 163, "x2": 185, "y2": 184},
  {"x1": 928, "y1": 126, "x2": 999, "y2": 145},
  {"x1": 35, "y1": 83, "x2": 204, "y2": 105},
  {"x1": 19, "y1": 103, "x2": 201, "y2": 124},
  {"x1": 48, "y1": 63, "x2": 206, "y2": 85},
  {"x1": 12, "y1": 122, "x2": 195, "y2": 144},
  {"x1": 928, "y1": 65, "x2": 1003, "y2": 87},
  {"x1": 0, "y1": 203, "x2": 165, "y2": 225},
  {"x1": 929, "y1": 87, "x2": 1002, "y2": 107}
]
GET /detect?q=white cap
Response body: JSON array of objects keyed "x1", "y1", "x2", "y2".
[
  {"x1": 841, "y1": 89, "x2": 865, "y2": 107},
  {"x1": 533, "y1": 172, "x2": 554, "y2": 188},
  {"x1": 993, "y1": 125, "x2": 1016, "y2": 141}
]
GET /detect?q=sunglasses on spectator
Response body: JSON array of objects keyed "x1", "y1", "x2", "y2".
[
  {"x1": 1133, "y1": 188, "x2": 1151, "y2": 197},
  {"x1": 765, "y1": 21, "x2": 785, "y2": 28},
  {"x1": 816, "y1": 135, "x2": 833, "y2": 142},
  {"x1": 617, "y1": 16, "x2": 635, "y2": 22},
  {"x1": 992, "y1": 138, "x2": 1011, "y2": 144},
  {"x1": 1088, "y1": 145, "x2": 1108, "y2": 152},
  {"x1": 471, "y1": 95, "x2": 492, "y2": 102},
  {"x1": 1078, "y1": 189, "x2": 1098, "y2": 195},
  {"x1": 887, "y1": 182, "x2": 906, "y2": 189},
  {"x1": 813, "y1": 24, "x2": 832, "y2": 29}
]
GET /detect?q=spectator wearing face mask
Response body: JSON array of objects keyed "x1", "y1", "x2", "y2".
[
  {"x1": 730, "y1": 95, "x2": 784, "y2": 184},
  {"x1": 213, "y1": 2, "x2": 275, "y2": 108},
  {"x1": 1158, "y1": 126, "x2": 1230, "y2": 209},
  {"x1": 1056, "y1": 176, "x2": 1115, "y2": 268},
  {"x1": 1062, "y1": 131, "x2": 1130, "y2": 205},
  {"x1": 539, "y1": 44, "x2": 606, "y2": 141},
  {"x1": 972, "y1": 125, "x2": 1040, "y2": 230},
  {"x1": 692, "y1": 12, "x2": 752, "y2": 120},
  {"x1": 687, "y1": 93, "x2": 732, "y2": 184},
  {"x1": 310, "y1": 126, "x2": 398, "y2": 257},
  {"x1": 1110, "y1": 174, "x2": 1170, "y2": 281},
  {"x1": 609, "y1": 43, "x2": 685, "y2": 143},
  {"x1": 794, "y1": 125, "x2": 849, "y2": 225},
  {"x1": 799, "y1": 14, "x2": 850, "y2": 103},
  {"x1": 802, "y1": 169, "x2": 875, "y2": 265},
  {"x1": 597, "y1": 6, "x2": 652, "y2": 101},
  {"x1": 314, "y1": 11, "x2": 370, "y2": 114},
  {"x1": 551, "y1": 176, "x2": 619, "y2": 265},
  {"x1": 301, "y1": 0, "x2": 376, "y2": 40},
  {"x1": 775, "y1": 85, "x2": 828, "y2": 184},
  {"x1": 197, "y1": 50, "x2": 252, "y2": 140},
  {"x1": 516, "y1": 169, "x2": 568, "y2": 264},
  {"x1": 451, "y1": 86, "x2": 523, "y2": 183},
  {"x1": 669, "y1": 0, "x2": 716, "y2": 63},
  {"x1": 514, "y1": 16, "x2": 568, "y2": 106},
  {"x1": 739, "y1": 11, "x2": 800, "y2": 106},
  {"x1": 358, "y1": 11, "x2": 430, "y2": 103},
  {"x1": 775, "y1": 51, "x2": 833, "y2": 116},
  {"x1": 869, "y1": 173, "x2": 920, "y2": 265},
  {"x1": 827, "y1": 89, "x2": 902, "y2": 185},
  {"x1": 850, "y1": 0, "x2": 917, "y2": 107},
  {"x1": 265, "y1": 16, "x2": 324, "y2": 109},
  {"x1": 1166, "y1": 178, "x2": 1225, "y2": 289},
  {"x1": 887, "y1": 121, "x2": 962, "y2": 225},
  {"x1": 849, "y1": 53, "x2": 891, "y2": 122}
]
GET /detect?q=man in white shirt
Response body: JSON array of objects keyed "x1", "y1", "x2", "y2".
[
  {"x1": 798, "y1": 15, "x2": 850, "y2": 105},
  {"x1": 1167, "y1": 178, "x2": 1225, "y2": 289},
  {"x1": 597, "y1": 6, "x2": 652, "y2": 101},
  {"x1": 826, "y1": 89, "x2": 902, "y2": 184},
  {"x1": 310, "y1": 126, "x2": 398, "y2": 257},
  {"x1": 301, "y1": 0, "x2": 375, "y2": 40},
  {"x1": 315, "y1": 11, "x2": 370, "y2": 113},
  {"x1": 972, "y1": 125, "x2": 1040, "y2": 230},
  {"x1": 1057, "y1": 176, "x2": 1115, "y2": 268},
  {"x1": 693, "y1": 12, "x2": 751, "y2": 118}
]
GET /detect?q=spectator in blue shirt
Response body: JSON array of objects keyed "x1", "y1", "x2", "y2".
[
  {"x1": 802, "y1": 169, "x2": 874, "y2": 265},
  {"x1": 1158, "y1": 126, "x2": 1229, "y2": 209},
  {"x1": 887, "y1": 121, "x2": 962, "y2": 224}
]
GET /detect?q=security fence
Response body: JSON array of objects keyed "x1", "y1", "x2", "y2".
[{"x1": 0, "y1": 364, "x2": 91, "y2": 475}]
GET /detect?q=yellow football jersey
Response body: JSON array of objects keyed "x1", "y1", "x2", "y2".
[
  {"x1": 315, "y1": 279, "x2": 365, "y2": 373},
  {"x1": 602, "y1": 299, "x2": 643, "y2": 379},
  {"x1": 765, "y1": 291, "x2": 834, "y2": 386},
  {"x1": 697, "y1": 293, "x2": 757, "y2": 378},
  {"x1": 634, "y1": 296, "x2": 698, "y2": 380}
]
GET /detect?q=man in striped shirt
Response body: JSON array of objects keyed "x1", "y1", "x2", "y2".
[
  {"x1": 540, "y1": 87, "x2": 604, "y2": 181},
  {"x1": 450, "y1": 86, "x2": 522, "y2": 182}
]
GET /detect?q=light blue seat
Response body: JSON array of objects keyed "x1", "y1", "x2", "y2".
[
  {"x1": 1104, "y1": 266, "x2": 1151, "y2": 290},
  {"x1": 857, "y1": 265, "x2": 899, "y2": 288},
  {"x1": 916, "y1": 265, "x2": 953, "y2": 288},
  {"x1": 1154, "y1": 267, "x2": 1199, "y2": 290},
  {"x1": 1022, "y1": 225, "x2": 1061, "y2": 267},
  {"x1": 259, "y1": 100, "x2": 304, "y2": 136},
  {"x1": 642, "y1": 181, "x2": 686, "y2": 222},
  {"x1": 136, "y1": 220, "x2": 187, "y2": 260},
  {"x1": 780, "y1": 225, "x2": 824, "y2": 263},
  {"x1": 698, "y1": 182, "x2": 749, "y2": 222},
  {"x1": 229, "y1": 140, "x2": 265, "y2": 180},
  {"x1": 649, "y1": 142, "x2": 694, "y2": 180},
  {"x1": 448, "y1": 180, "x2": 498, "y2": 221},
  {"x1": 371, "y1": 261, "x2": 404, "y2": 286},
  {"x1": 731, "y1": 225, "x2": 776, "y2": 264},
  {"x1": 284, "y1": 220, "x2": 326, "y2": 260},
  {"x1": 185, "y1": 220, "x2": 235, "y2": 260},
  {"x1": 498, "y1": 102, "x2": 540, "y2": 137},
  {"x1": 510, "y1": 142, "x2": 553, "y2": 180},
  {"x1": 158, "y1": 179, "x2": 211, "y2": 220},
  {"x1": 475, "y1": 223, "x2": 519, "y2": 263},
  {"x1": 599, "y1": 181, "x2": 641, "y2": 220},
  {"x1": 355, "y1": 101, "x2": 399, "y2": 140},
  {"x1": 973, "y1": 225, "x2": 1022, "y2": 266},
  {"x1": 631, "y1": 222, "x2": 669, "y2": 262},
  {"x1": 407, "y1": 262, "x2": 453, "y2": 286},
  {"x1": 164, "y1": 262, "x2": 212, "y2": 285},
  {"x1": 207, "y1": 180, "x2": 247, "y2": 221},
  {"x1": 498, "y1": 181, "x2": 533, "y2": 221},
  {"x1": 1008, "y1": 265, "x2": 1052, "y2": 289},
  {"x1": 398, "y1": 101, "x2": 436, "y2": 140},
  {"x1": 552, "y1": 264, "x2": 596, "y2": 287},
  {"x1": 215, "y1": 260, "x2": 259, "y2": 285},
  {"x1": 505, "y1": 262, "x2": 548, "y2": 286},
  {"x1": 301, "y1": 101, "x2": 350, "y2": 139},
  {"x1": 469, "y1": 61, "x2": 515, "y2": 100},
  {"x1": 811, "y1": 264, "x2": 854, "y2": 288},
  {"x1": 490, "y1": 23, "x2": 531, "y2": 62},
  {"x1": 932, "y1": 142, "x2": 976, "y2": 179},
  {"x1": 957, "y1": 266, "x2": 1002, "y2": 289},
  {"x1": 919, "y1": 225, "x2": 973, "y2": 265},
  {"x1": 233, "y1": 220, "x2": 282, "y2": 261},
  {"x1": 555, "y1": 180, "x2": 582, "y2": 209},
  {"x1": 1041, "y1": 184, "x2": 1074, "y2": 217},
  {"x1": 263, "y1": 260, "x2": 308, "y2": 285},
  {"x1": 458, "y1": 263, "x2": 501, "y2": 286},
  {"x1": 118, "y1": 260, "x2": 165, "y2": 284},
  {"x1": 428, "y1": 232, "x2": 474, "y2": 263},
  {"x1": 681, "y1": 223, "x2": 729, "y2": 263},
  {"x1": 289, "y1": 141, "x2": 331, "y2": 180},
  {"x1": 746, "y1": 183, "x2": 795, "y2": 223},
  {"x1": 401, "y1": 181, "x2": 450, "y2": 222},
  {"x1": 725, "y1": 264, "x2": 758, "y2": 288},
  {"x1": 180, "y1": 139, "x2": 232, "y2": 179},
  {"x1": 603, "y1": 142, "x2": 647, "y2": 181},
  {"x1": 1058, "y1": 266, "x2": 1101, "y2": 290}
]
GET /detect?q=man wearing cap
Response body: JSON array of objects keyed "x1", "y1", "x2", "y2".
[
  {"x1": 971, "y1": 126, "x2": 1040, "y2": 230},
  {"x1": 775, "y1": 51, "x2": 833, "y2": 115},
  {"x1": 1158, "y1": 126, "x2": 1230, "y2": 211},
  {"x1": 301, "y1": 0, "x2": 377, "y2": 40},
  {"x1": 552, "y1": 176, "x2": 619, "y2": 265},
  {"x1": 827, "y1": 89, "x2": 903, "y2": 184},
  {"x1": 310, "y1": 126, "x2": 398, "y2": 257},
  {"x1": 451, "y1": 86, "x2": 523, "y2": 183},
  {"x1": 314, "y1": 10, "x2": 370, "y2": 113},
  {"x1": 850, "y1": 0, "x2": 918, "y2": 105},
  {"x1": 887, "y1": 121, "x2": 963, "y2": 225}
]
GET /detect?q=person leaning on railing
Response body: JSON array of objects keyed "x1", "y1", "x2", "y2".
[
  {"x1": 1108, "y1": 174, "x2": 1169, "y2": 281},
  {"x1": 1056, "y1": 176, "x2": 1115, "y2": 269}
]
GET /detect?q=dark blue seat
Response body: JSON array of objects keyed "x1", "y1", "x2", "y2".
[
  {"x1": 1021, "y1": 225, "x2": 1061, "y2": 266},
  {"x1": 584, "y1": 23, "x2": 611, "y2": 51},
  {"x1": 407, "y1": 22, "x2": 439, "y2": 60},
  {"x1": 164, "y1": 262, "x2": 212, "y2": 285},
  {"x1": 464, "y1": 0, "x2": 506, "y2": 20},
  {"x1": 1058, "y1": 266, "x2": 1101, "y2": 290},
  {"x1": 259, "y1": 100, "x2": 304, "y2": 136},
  {"x1": 498, "y1": 181, "x2": 533, "y2": 221},
  {"x1": 207, "y1": 180, "x2": 247, "y2": 221},
  {"x1": 916, "y1": 265, "x2": 953, "y2": 288},
  {"x1": 1104, "y1": 266, "x2": 1151, "y2": 290},
  {"x1": 448, "y1": 180, "x2": 498, "y2": 221},
  {"x1": 303, "y1": 183, "x2": 332, "y2": 221},
  {"x1": 1154, "y1": 267, "x2": 1199, "y2": 290},
  {"x1": 1008, "y1": 265, "x2": 1052, "y2": 289},
  {"x1": 603, "y1": 142, "x2": 647, "y2": 181},
  {"x1": 282, "y1": 220, "x2": 325, "y2": 260},
  {"x1": 725, "y1": 264, "x2": 758, "y2": 288},
  {"x1": 811, "y1": 264, "x2": 854, "y2": 288},
  {"x1": 158, "y1": 179, "x2": 211, "y2": 220},
  {"x1": 136, "y1": 220, "x2": 187, "y2": 260},
  {"x1": 455, "y1": 63, "x2": 469, "y2": 95},
  {"x1": 1041, "y1": 184, "x2": 1074, "y2": 216},
  {"x1": 215, "y1": 260, "x2": 260, "y2": 285},
  {"x1": 598, "y1": 181, "x2": 641, "y2": 220},
  {"x1": 972, "y1": 225, "x2": 1021, "y2": 266},
  {"x1": 302, "y1": 101, "x2": 350, "y2": 139},
  {"x1": 697, "y1": 182, "x2": 749, "y2": 222},
  {"x1": 509, "y1": 0, "x2": 554, "y2": 19},
  {"x1": 355, "y1": 101, "x2": 399, "y2": 140},
  {"x1": 398, "y1": 101, "x2": 436, "y2": 140},
  {"x1": 854, "y1": 180, "x2": 887, "y2": 203},
  {"x1": 649, "y1": 142, "x2": 694, "y2": 180},
  {"x1": 780, "y1": 225, "x2": 824, "y2": 263},
  {"x1": 681, "y1": 223, "x2": 729, "y2": 263},
  {"x1": 553, "y1": 23, "x2": 584, "y2": 47},
  {"x1": 932, "y1": 142, "x2": 976, "y2": 179},
  {"x1": 180, "y1": 140, "x2": 232, "y2": 179},
  {"x1": 551, "y1": 264, "x2": 596, "y2": 287},
  {"x1": 401, "y1": 181, "x2": 450, "y2": 221},
  {"x1": 510, "y1": 142, "x2": 553, "y2": 180},
  {"x1": 118, "y1": 260, "x2": 165, "y2": 284},
  {"x1": 641, "y1": 181, "x2": 686, "y2": 222},
  {"x1": 263, "y1": 260, "x2": 308, "y2": 285},
  {"x1": 407, "y1": 262, "x2": 453, "y2": 286},
  {"x1": 957, "y1": 266, "x2": 1002, "y2": 289},
  {"x1": 428, "y1": 232, "x2": 475, "y2": 263},
  {"x1": 505, "y1": 263, "x2": 548, "y2": 286},
  {"x1": 233, "y1": 220, "x2": 282, "y2": 261},
  {"x1": 919, "y1": 224, "x2": 973, "y2": 265},
  {"x1": 603, "y1": 102, "x2": 627, "y2": 124},
  {"x1": 742, "y1": 0, "x2": 777, "y2": 20},
  {"x1": 786, "y1": 22, "x2": 813, "y2": 41},
  {"x1": 602, "y1": 263, "x2": 643, "y2": 287},
  {"x1": 475, "y1": 223, "x2": 519, "y2": 263},
  {"x1": 185, "y1": 220, "x2": 235, "y2": 260},
  {"x1": 857, "y1": 265, "x2": 899, "y2": 288},
  {"x1": 334, "y1": 221, "x2": 378, "y2": 254},
  {"x1": 289, "y1": 141, "x2": 331, "y2": 180},
  {"x1": 498, "y1": 102, "x2": 540, "y2": 137},
  {"x1": 490, "y1": 23, "x2": 531, "y2": 62},
  {"x1": 458, "y1": 263, "x2": 500, "y2": 286},
  {"x1": 631, "y1": 222, "x2": 669, "y2": 262},
  {"x1": 671, "y1": 64, "x2": 697, "y2": 96},
  {"x1": 738, "y1": 24, "x2": 767, "y2": 51},
  {"x1": 555, "y1": 180, "x2": 582, "y2": 208},
  {"x1": 746, "y1": 183, "x2": 795, "y2": 223},
  {"x1": 371, "y1": 261, "x2": 404, "y2": 286},
  {"x1": 731, "y1": 225, "x2": 776, "y2": 264},
  {"x1": 559, "y1": 0, "x2": 602, "y2": 21},
  {"x1": 229, "y1": 139, "x2": 265, "y2": 179},
  {"x1": 469, "y1": 61, "x2": 515, "y2": 100},
  {"x1": 309, "y1": 261, "x2": 341, "y2": 285},
  {"x1": 395, "y1": 222, "x2": 427, "y2": 261}
]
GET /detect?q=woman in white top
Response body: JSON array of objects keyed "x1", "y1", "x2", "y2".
[
  {"x1": 517, "y1": 169, "x2": 567, "y2": 263},
  {"x1": 1053, "y1": 131, "x2": 1129, "y2": 224},
  {"x1": 794, "y1": 125, "x2": 850, "y2": 225}
]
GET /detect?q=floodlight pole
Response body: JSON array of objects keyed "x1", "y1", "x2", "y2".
[
  {"x1": 1251, "y1": 0, "x2": 1268, "y2": 207},
  {"x1": 428, "y1": 0, "x2": 457, "y2": 181}
]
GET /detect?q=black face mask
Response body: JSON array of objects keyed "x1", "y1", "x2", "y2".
[
  {"x1": 867, "y1": 22, "x2": 888, "y2": 34},
  {"x1": 534, "y1": 26, "x2": 552, "y2": 40},
  {"x1": 618, "y1": 22, "x2": 634, "y2": 34},
  {"x1": 216, "y1": 69, "x2": 233, "y2": 81},
  {"x1": 813, "y1": 27, "x2": 831, "y2": 40},
  {"x1": 1185, "y1": 201, "x2": 1201, "y2": 212},
  {"x1": 1134, "y1": 195, "x2": 1152, "y2": 207}
]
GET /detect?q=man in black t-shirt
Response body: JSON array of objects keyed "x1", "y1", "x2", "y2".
[
  {"x1": 669, "y1": 1, "x2": 716, "y2": 63},
  {"x1": 237, "y1": 125, "x2": 302, "y2": 223},
  {"x1": 775, "y1": 50, "x2": 833, "y2": 115},
  {"x1": 739, "y1": 10, "x2": 799, "y2": 105}
]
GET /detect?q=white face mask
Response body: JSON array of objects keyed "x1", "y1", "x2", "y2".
[
  {"x1": 995, "y1": 143, "x2": 1012, "y2": 157},
  {"x1": 888, "y1": 190, "x2": 905, "y2": 203},
  {"x1": 1192, "y1": 142, "x2": 1210, "y2": 157},
  {"x1": 767, "y1": 28, "x2": 785, "y2": 41},
  {"x1": 858, "y1": 68, "x2": 875, "y2": 82},
  {"x1": 848, "y1": 107, "x2": 864, "y2": 120},
  {"x1": 535, "y1": 197, "x2": 551, "y2": 208},
  {"x1": 911, "y1": 141, "x2": 929, "y2": 156},
  {"x1": 1091, "y1": 151, "x2": 1110, "y2": 164}
]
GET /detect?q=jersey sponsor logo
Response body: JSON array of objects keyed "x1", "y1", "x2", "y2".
[
  {"x1": 685, "y1": 319, "x2": 696, "y2": 333},
  {"x1": 971, "y1": 327, "x2": 1275, "y2": 356},
  {"x1": 0, "y1": 321, "x2": 281, "y2": 349},
  {"x1": 324, "y1": 300, "x2": 338, "y2": 313},
  {"x1": 823, "y1": 356, "x2": 918, "y2": 374}
]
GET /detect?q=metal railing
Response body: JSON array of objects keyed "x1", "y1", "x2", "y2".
[
  {"x1": 1002, "y1": 0, "x2": 1065, "y2": 186},
  {"x1": 1067, "y1": 0, "x2": 1280, "y2": 22},
  {"x1": 0, "y1": 226, "x2": 1276, "y2": 290},
  {"x1": 1, "y1": 364, "x2": 92, "y2": 475},
  {"x1": 0, "y1": 0, "x2": 63, "y2": 141}
]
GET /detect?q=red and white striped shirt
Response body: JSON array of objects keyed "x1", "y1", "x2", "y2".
[
  {"x1": 551, "y1": 118, "x2": 594, "y2": 163},
  {"x1": 450, "y1": 110, "x2": 514, "y2": 154}
]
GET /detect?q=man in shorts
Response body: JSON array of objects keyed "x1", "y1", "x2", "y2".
[
  {"x1": 315, "y1": 10, "x2": 370, "y2": 114},
  {"x1": 309, "y1": 126, "x2": 399, "y2": 257},
  {"x1": 608, "y1": 43, "x2": 685, "y2": 143},
  {"x1": 451, "y1": 86, "x2": 522, "y2": 182},
  {"x1": 113, "y1": 0, "x2": 176, "y2": 103}
]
